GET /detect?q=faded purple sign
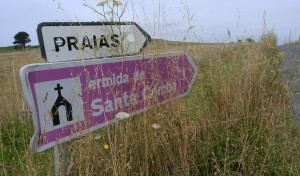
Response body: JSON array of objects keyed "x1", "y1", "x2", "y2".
[{"x1": 20, "y1": 52, "x2": 198, "y2": 152}]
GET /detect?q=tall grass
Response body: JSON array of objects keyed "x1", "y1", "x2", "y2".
[
  {"x1": 1, "y1": 1, "x2": 300, "y2": 175},
  {"x1": 1, "y1": 36, "x2": 300, "y2": 175}
]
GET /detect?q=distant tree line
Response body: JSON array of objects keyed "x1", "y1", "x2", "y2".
[{"x1": 237, "y1": 38, "x2": 255, "y2": 43}]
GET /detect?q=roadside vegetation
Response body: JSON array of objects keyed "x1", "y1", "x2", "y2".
[
  {"x1": 1, "y1": 0, "x2": 300, "y2": 175},
  {"x1": 284, "y1": 40, "x2": 300, "y2": 46},
  {"x1": 1, "y1": 32, "x2": 300, "y2": 175}
]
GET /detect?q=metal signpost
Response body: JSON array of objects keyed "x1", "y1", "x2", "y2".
[
  {"x1": 20, "y1": 22, "x2": 198, "y2": 175},
  {"x1": 37, "y1": 22, "x2": 151, "y2": 62}
]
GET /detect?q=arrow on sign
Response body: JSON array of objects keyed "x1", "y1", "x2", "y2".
[
  {"x1": 20, "y1": 52, "x2": 198, "y2": 152},
  {"x1": 37, "y1": 22, "x2": 151, "y2": 62}
]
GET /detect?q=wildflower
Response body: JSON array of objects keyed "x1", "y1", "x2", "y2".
[
  {"x1": 113, "y1": 0, "x2": 123, "y2": 6},
  {"x1": 94, "y1": 135, "x2": 101, "y2": 140},
  {"x1": 78, "y1": 45, "x2": 85, "y2": 50},
  {"x1": 115, "y1": 112, "x2": 130, "y2": 121},
  {"x1": 95, "y1": 36, "x2": 105, "y2": 41},
  {"x1": 152, "y1": 123, "x2": 160, "y2": 129},
  {"x1": 113, "y1": 43, "x2": 120, "y2": 47},
  {"x1": 97, "y1": 1, "x2": 107, "y2": 6},
  {"x1": 277, "y1": 52, "x2": 285, "y2": 57},
  {"x1": 283, "y1": 85, "x2": 290, "y2": 91},
  {"x1": 104, "y1": 144, "x2": 109, "y2": 149}
]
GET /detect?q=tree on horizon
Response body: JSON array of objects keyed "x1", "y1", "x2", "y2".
[
  {"x1": 246, "y1": 37, "x2": 255, "y2": 43},
  {"x1": 13, "y1": 31, "x2": 31, "y2": 49}
]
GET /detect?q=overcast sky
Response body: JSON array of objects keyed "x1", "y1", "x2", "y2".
[{"x1": 1, "y1": 0, "x2": 300, "y2": 47}]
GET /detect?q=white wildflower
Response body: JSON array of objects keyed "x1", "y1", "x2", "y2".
[
  {"x1": 94, "y1": 135, "x2": 101, "y2": 140},
  {"x1": 115, "y1": 112, "x2": 130, "y2": 121},
  {"x1": 152, "y1": 123, "x2": 160, "y2": 129}
]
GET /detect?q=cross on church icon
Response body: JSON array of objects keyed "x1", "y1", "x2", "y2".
[{"x1": 51, "y1": 83, "x2": 73, "y2": 126}]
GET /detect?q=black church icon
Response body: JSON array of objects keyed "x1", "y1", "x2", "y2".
[{"x1": 51, "y1": 84, "x2": 73, "y2": 126}]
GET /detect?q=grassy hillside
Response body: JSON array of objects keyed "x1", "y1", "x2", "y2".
[
  {"x1": 149, "y1": 39, "x2": 207, "y2": 46},
  {"x1": 0, "y1": 45, "x2": 39, "y2": 54},
  {"x1": 0, "y1": 46, "x2": 16, "y2": 53},
  {"x1": 0, "y1": 38, "x2": 300, "y2": 175}
]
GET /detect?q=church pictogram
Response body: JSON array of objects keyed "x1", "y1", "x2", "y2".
[{"x1": 51, "y1": 83, "x2": 73, "y2": 126}]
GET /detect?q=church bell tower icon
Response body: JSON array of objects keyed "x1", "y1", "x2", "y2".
[{"x1": 51, "y1": 83, "x2": 73, "y2": 126}]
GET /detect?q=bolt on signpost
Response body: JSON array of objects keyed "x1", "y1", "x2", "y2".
[{"x1": 20, "y1": 22, "x2": 198, "y2": 175}]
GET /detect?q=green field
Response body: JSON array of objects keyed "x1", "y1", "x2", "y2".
[{"x1": 0, "y1": 45, "x2": 40, "y2": 54}]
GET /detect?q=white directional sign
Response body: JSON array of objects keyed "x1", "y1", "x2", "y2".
[{"x1": 37, "y1": 22, "x2": 151, "y2": 62}]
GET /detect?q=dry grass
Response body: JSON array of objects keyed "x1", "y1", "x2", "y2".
[
  {"x1": 284, "y1": 40, "x2": 300, "y2": 46},
  {"x1": 3, "y1": 2, "x2": 300, "y2": 175},
  {"x1": 0, "y1": 36, "x2": 300, "y2": 175}
]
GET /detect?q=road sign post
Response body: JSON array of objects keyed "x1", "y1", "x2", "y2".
[
  {"x1": 37, "y1": 22, "x2": 151, "y2": 62},
  {"x1": 54, "y1": 143, "x2": 67, "y2": 176},
  {"x1": 20, "y1": 52, "x2": 198, "y2": 152}
]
